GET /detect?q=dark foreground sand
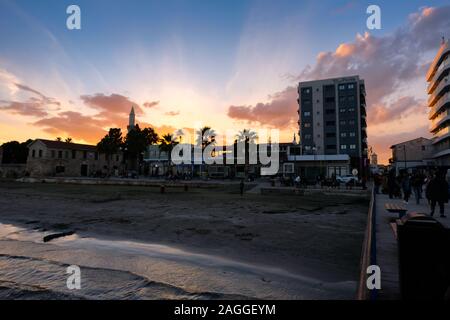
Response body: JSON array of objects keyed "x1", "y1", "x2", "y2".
[{"x1": 0, "y1": 180, "x2": 369, "y2": 299}]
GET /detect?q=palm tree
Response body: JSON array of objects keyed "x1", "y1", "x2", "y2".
[
  {"x1": 196, "y1": 126, "x2": 216, "y2": 150},
  {"x1": 236, "y1": 129, "x2": 258, "y2": 144},
  {"x1": 158, "y1": 134, "x2": 179, "y2": 175},
  {"x1": 196, "y1": 126, "x2": 216, "y2": 176},
  {"x1": 65, "y1": 137, "x2": 73, "y2": 143},
  {"x1": 236, "y1": 129, "x2": 258, "y2": 176},
  {"x1": 56, "y1": 137, "x2": 62, "y2": 142}
]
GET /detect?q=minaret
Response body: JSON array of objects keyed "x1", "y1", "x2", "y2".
[{"x1": 127, "y1": 106, "x2": 135, "y2": 132}]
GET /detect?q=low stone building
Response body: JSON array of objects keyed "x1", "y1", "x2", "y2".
[{"x1": 26, "y1": 139, "x2": 123, "y2": 177}]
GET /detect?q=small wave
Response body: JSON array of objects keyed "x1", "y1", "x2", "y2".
[{"x1": 0, "y1": 254, "x2": 254, "y2": 300}]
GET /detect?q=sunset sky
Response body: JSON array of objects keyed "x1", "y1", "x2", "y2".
[{"x1": 1, "y1": 0, "x2": 450, "y2": 164}]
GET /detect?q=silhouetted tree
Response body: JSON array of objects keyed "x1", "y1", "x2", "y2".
[
  {"x1": 124, "y1": 125, "x2": 159, "y2": 171},
  {"x1": 0, "y1": 140, "x2": 32, "y2": 164},
  {"x1": 97, "y1": 128, "x2": 123, "y2": 174}
]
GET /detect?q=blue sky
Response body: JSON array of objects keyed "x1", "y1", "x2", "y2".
[{"x1": 1, "y1": 0, "x2": 450, "y2": 162}]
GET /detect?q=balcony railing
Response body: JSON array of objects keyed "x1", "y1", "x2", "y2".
[
  {"x1": 430, "y1": 110, "x2": 450, "y2": 132},
  {"x1": 428, "y1": 57, "x2": 450, "y2": 94},
  {"x1": 428, "y1": 76, "x2": 450, "y2": 106},
  {"x1": 429, "y1": 92, "x2": 450, "y2": 119},
  {"x1": 434, "y1": 126, "x2": 450, "y2": 139}
]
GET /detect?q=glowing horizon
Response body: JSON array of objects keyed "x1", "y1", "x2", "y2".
[{"x1": 1, "y1": 0, "x2": 450, "y2": 164}]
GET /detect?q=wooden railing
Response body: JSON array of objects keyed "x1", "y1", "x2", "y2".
[{"x1": 356, "y1": 186, "x2": 377, "y2": 300}]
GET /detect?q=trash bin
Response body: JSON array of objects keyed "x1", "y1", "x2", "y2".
[{"x1": 397, "y1": 213, "x2": 450, "y2": 300}]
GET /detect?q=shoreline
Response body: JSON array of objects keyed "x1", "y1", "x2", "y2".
[{"x1": 0, "y1": 181, "x2": 369, "y2": 299}]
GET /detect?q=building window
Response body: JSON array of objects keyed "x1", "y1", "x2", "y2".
[
  {"x1": 116, "y1": 155, "x2": 120, "y2": 162},
  {"x1": 326, "y1": 133, "x2": 336, "y2": 138},
  {"x1": 38, "y1": 150, "x2": 42, "y2": 158},
  {"x1": 340, "y1": 120, "x2": 346, "y2": 126},
  {"x1": 341, "y1": 145, "x2": 347, "y2": 150},
  {"x1": 349, "y1": 120, "x2": 355, "y2": 125},
  {"x1": 51, "y1": 150, "x2": 55, "y2": 158},
  {"x1": 72, "y1": 150, "x2": 76, "y2": 159},
  {"x1": 32, "y1": 149, "x2": 36, "y2": 158},
  {"x1": 304, "y1": 134, "x2": 312, "y2": 140},
  {"x1": 325, "y1": 97, "x2": 335, "y2": 103},
  {"x1": 340, "y1": 108, "x2": 346, "y2": 113},
  {"x1": 325, "y1": 109, "x2": 335, "y2": 114},
  {"x1": 95, "y1": 152, "x2": 99, "y2": 160},
  {"x1": 65, "y1": 151, "x2": 69, "y2": 159},
  {"x1": 341, "y1": 132, "x2": 347, "y2": 138},
  {"x1": 303, "y1": 88, "x2": 310, "y2": 94},
  {"x1": 349, "y1": 132, "x2": 356, "y2": 137},
  {"x1": 326, "y1": 121, "x2": 336, "y2": 126},
  {"x1": 421, "y1": 146, "x2": 426, "y2": 151},
  {"x1": 348, "y1": 96, "x2": 355, "y2": 101},
  {"x1": 348, "y1": 84, "x2": 354, "y2": 89},
  {"x1": 83, "y1": 151, "x2": 87, "y2": 159},
  {"x1": 326, "y1": 145, "x2": 336, "y2": 150},
  {"x1": 58, "y1": 151, "x2": 62, "y2": 159},
  {"x1": 339, "y1": 85, "x2": 345, "y2": 90},
  {"x1": 350, "y1": 144, "x2": 356, "y2": 150},
  {"x1": 304, "y1": 111, "x2": 311, "y2": 117},
  {"x1": 304, "y1": 123, "x2": 311, "y2": 128},
  {"x1": 348, "y1": 108, "x2": 355, "y2": 112}
]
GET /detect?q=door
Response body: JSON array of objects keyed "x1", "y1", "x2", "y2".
[{"x1": 80, "y1": 164, "x2": 88, "y2": 177}]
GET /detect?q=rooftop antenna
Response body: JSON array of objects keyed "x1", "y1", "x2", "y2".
[{"x1": 442, "y1": 36, "x2": 446, "y2": 45}]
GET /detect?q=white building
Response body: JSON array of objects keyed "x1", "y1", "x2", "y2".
[{"x1": 427, "y1": 38, "x2": 450, "y2": 165}]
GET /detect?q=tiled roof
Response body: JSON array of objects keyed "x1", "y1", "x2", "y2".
[{"x1": 32, "y1": 139, "x2": 98, "y2": 151}]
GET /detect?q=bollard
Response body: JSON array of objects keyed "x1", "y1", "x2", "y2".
[{"x1": 160, "y1": 185, "x2": 165, "y2": 193}]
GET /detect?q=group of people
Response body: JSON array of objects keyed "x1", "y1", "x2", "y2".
[{"x1": 377, "y1": 170, "x2": 449, "y2": 218}]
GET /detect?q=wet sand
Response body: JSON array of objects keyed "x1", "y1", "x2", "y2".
[{"x1": 0, "y1": 180, "x2": 369, "y2": 299}]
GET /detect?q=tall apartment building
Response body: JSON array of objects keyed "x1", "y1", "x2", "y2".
[
  {"x1": 427, "y1": 38, "x2": 450, "y2": 166},
  {"x1": 298, "y1": 75, "x2": 368, "y2": 175}
]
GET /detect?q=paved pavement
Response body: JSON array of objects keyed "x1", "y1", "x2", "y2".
[{"x1": 375, "y1": 193, "x2": 450, "y2": 300}]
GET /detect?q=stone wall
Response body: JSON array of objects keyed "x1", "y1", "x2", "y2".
[{"x1": 0, "y1": 164, "x2": 27, "y2": 178}]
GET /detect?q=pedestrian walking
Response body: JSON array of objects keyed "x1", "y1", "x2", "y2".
[
  {"x1": 412, "y1": 172, "x2": 424, "y2": 205},
  {"x1": 426, "y1": 172, "x2": 448, "y2": 218},
  {"x1": 401, "y1": 173, "x2": 412, "y2": 204},
  {"x1": 387, "y1": 170, "x2": 397, "y2": 199}
]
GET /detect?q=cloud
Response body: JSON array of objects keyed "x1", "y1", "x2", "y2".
[
  {"x1": 0, "y1": 100, "x2": 49, "y2": 117},
  {"x1": 227, "y1": 86, "x2": 298, "y2": 129},
  {"x1": 297, "y1": 6, "x2": 450, "y2": 106},
  {"x1": 33, "y1": 111, "x2": 107, "y2": 142},
  {"x1": 369, "y1": 96, "x2": 426, "y2": 125},
  {"x1": 165, "y1": 110, "x2": 180, "y2": 116},
  {"x1": 80, "y1": 93, "x2": 142, "y2": 126},
  {"x1": 227, "y1": 6, "x2": 450, "y2": 163},
  {"x1": 143, "y1": 101, "x2": 159, "y2": 108},
  {"x1": 0, "y1": 82, "x2": 61, "y2": 117}
]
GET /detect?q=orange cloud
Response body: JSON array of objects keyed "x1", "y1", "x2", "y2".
[{"x1": 227, "y1": 86, "x2": 298, "y2": 129}]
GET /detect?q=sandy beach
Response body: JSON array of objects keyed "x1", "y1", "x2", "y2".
[{"x1": 0, "y1": 180, "x2": 369, "y2": 299}]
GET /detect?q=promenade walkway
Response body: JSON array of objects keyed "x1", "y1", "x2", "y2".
[{"x1": 375, "y1": 193, "x2": 450, "y2": 300}]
